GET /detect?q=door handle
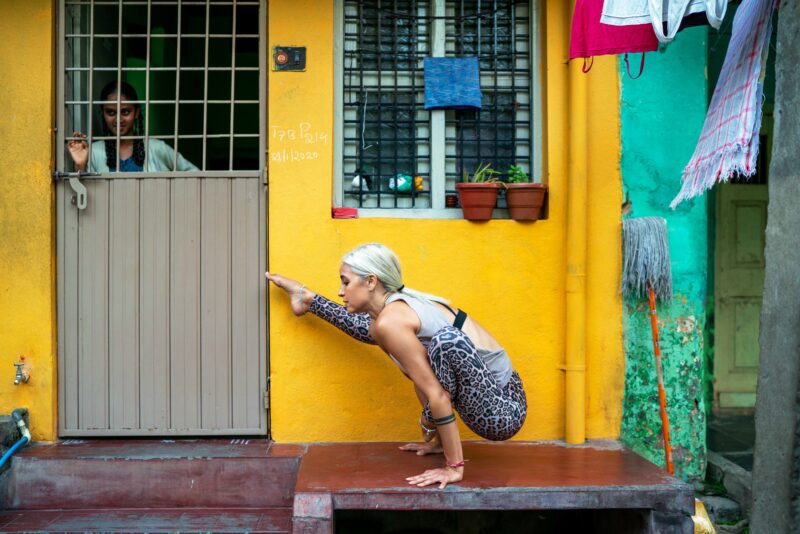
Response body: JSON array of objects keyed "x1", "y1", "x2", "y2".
[{"x1": 52, "y1": 171, "x2": 98, "y2": 210}]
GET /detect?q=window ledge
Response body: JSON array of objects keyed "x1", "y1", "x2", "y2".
[{"x1": 336, "y1": 208, "x2": 512, "y2": 220}]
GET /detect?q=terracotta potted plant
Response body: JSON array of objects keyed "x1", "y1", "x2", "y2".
[
  {"x1": 504, "y1": 164, "x2": 547, "y2": 221},
  {"x1": 456, "y1": 162, "x2": 502, "y2": 221}
]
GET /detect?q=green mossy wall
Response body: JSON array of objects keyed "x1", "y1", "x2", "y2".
[{"x1": 619, "y1": 28, "x2": 710, "y2": 481}]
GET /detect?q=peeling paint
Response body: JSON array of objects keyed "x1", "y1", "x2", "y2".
[{"x1": 619, "y1": 28, "x2": 711, "y2": 481}]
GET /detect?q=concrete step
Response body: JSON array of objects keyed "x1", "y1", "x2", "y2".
[
  {"x1": 0, "y1": 439, "x2": 304, "y2": 510},
  {"x1": 0, "y1": 507, "x2": 292, "y2": 533}
]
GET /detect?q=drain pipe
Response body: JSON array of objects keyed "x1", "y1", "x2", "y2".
[
  {"x1": 0, "y1": 410, "x2": 31, "y2": 470},
  {"x1": 564, "y1": 17, "x2": 588, "y2": 445}
]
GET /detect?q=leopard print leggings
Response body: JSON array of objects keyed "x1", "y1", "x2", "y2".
[{"x1": 309, "y1": 295, "x2": 527, "y2": 441}]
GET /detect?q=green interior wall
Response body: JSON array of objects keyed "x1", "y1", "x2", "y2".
[{"x1": 619, "y1": 27, "x2": 710, "y2": 481}]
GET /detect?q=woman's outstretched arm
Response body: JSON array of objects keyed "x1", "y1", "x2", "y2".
[{"x1": 266, "y1": 272, "x2": 375, "y2": 344}]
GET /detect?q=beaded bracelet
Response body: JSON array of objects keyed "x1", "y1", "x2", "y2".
[{"x1": 446, "y1": 460, "x2": 466, "y2": 468}]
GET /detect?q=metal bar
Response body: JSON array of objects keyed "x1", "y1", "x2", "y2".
[
  {"x1": 58, "y1": 1, "x2": 67, "y2": 171},
  {"x1": 375, "y1": 1, "x2": 382, "y2": 207},
  {"x1": 75, "y1": 133, "x2": 258, "y2": 140},
  {"x1": 391, "y1": 0, "x2": 398, "y2": 207},
  {"x1": 68, "y1": 32, "x2": 259, "y2": 38},
  {"x1": 115, "y1": 0, "x2": 123, "y2": 173},
  {"x1": 430, "y1": 0, "x2": 445, "y2": 208},
  {"x1": 202, "y1": 0, "x2": 210, "y2": 170},
  {"x1": 144, "y1": 0, "x2": 152, "y2": 171},
  {"x1": 228, "y1": 0, "x2": 237, "y2": 170},
  {"x1": 67, "y1": 66, "x2": 261, "y2": 71},
  {"x1": 69, "y1": 99, "x2": 259, "y2": 105},
  {"x1": 87, "y1": 0, "x2": 95, "y2": 171},
  {"x1": 55, "y1": 170, "x2": 260, "y2": 179},
  {"x1": 173, "y1": 0, "x2": 183, "y2": 170},
  {"x1": 357, "y1": 0, "x2": 365, "y2": 206}
]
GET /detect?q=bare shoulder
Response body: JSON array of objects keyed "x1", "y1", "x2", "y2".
[{"x1": 372, "y1": 301, "x2": 419, "y2": 340}]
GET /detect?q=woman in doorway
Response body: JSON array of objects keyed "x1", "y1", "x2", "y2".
[
  {"x1": 266, "y1": 243, "x2": 527, "y2": 489},
  {"x1": 67, "y1": 81, "x2": 197, "y2": 172}
]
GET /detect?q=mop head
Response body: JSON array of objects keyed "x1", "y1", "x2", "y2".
[{"x1": 622, "y1": 217, "x2": 673, "y2": 302}]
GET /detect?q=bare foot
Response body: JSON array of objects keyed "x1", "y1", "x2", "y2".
[{"x1": 265, "y1": 272, "x2": 315, "y2": 315}]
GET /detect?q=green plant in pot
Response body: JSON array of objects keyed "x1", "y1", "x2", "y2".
[
  {"x1": 456, "y1": 162, "x2": 503, "y2": 221},
  {"x1": 504, "y1": 164, "x2": 548, "y2": 221}
]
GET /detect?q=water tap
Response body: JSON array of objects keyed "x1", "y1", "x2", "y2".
[{"x1": 14, "y1": 356, "x2": 29, "y2": 385}]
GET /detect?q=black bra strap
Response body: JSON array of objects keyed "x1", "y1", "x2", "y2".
[{"x1": 453, "y1": 310, "x2": 468, "y2": 330}]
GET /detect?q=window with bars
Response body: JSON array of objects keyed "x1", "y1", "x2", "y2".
[
  {"x1": 60, "y1": 0, "x2": 263, "y2": 174},
  {"x1": 335, "y1": 0, "x2": 540, "y2": 216}
]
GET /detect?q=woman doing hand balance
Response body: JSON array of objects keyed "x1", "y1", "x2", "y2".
[
  {"x1": 266, "y1": 243, "x2": 527, "y2": 489},
  {"x1": 67, "y1": 81, "x2": 197, "y2": 172}
]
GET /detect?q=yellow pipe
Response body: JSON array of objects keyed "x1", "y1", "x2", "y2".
[{"x1": 564, "y1": 0, "x2": 588, "y2": 445}]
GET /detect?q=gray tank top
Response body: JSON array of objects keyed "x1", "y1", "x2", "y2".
[{"x1": 385, "y1": 293, "x2": 514, "y2": 388}]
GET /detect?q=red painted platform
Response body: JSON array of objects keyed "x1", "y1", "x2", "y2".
[
  {"x1": 0, "y1": 439, "x2": 694, "y2": 533},
  {"x1": 293, "y1": 441, "x2": 695, "y2": 533}
]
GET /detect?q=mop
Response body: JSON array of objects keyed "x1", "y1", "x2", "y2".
[{"x1": 622, "y1": 217, "x2": 674, "y2": 475}]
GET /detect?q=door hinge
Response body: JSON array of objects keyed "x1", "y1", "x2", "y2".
[{"x1": 263, "y1": 387, "x2": 270, "y2": 410}]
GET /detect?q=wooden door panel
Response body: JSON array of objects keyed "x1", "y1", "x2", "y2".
[{"x1": 715, "y1": 184, "x2": 767, "y2": 410}]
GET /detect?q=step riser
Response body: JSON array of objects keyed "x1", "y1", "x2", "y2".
[{"x1": 2, "y1": 457, "x2": 299, "y2": 510}]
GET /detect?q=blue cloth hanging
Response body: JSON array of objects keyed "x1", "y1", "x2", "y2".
[{"x1": 423, "y1": 57, "x2": 482, "y2": 110}]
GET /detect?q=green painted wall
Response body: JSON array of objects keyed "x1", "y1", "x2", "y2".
[{"x1": 619, "y1": 28, "x2": 710, "y2": 481}]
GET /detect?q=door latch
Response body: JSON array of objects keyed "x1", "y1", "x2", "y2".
[{"x1": 52, "y1": 171, "x2": 98, "y2": 210}]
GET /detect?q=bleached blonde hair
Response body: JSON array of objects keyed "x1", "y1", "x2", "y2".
[{"x1": 342, "y1": 243, "x2": 449, "y2": 305}]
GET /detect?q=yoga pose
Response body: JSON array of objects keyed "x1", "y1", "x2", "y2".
[
  {"x1": 67, "y1": 81, "x2": 197, "y2": 173},
  {"x1": 267, "y1": 243, "x2": 527, "y2": 489}
]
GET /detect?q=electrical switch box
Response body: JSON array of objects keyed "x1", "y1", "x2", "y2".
[{"x1": 273, "y1": 47, "x2": 306, "y2": 71}]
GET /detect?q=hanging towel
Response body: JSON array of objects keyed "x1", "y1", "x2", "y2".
[
  {"x1": 570, "y1": 0, "x2": 658, "y2": 59},
  {"x1": 671, "y1": 0, "x2": 776, "y2": 208},
  {"x1": 601, "y1": 0, "x2": 728, "y2": 42},
  {"x1": 423, "y1": 57, "x2": 482, "y2": 110}
]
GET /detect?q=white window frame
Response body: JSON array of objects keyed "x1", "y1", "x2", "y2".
[{"x1": 333, "y1": 0, "x2": 543, "y2": 219}]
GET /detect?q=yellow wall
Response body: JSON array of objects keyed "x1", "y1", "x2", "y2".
[
  {"x1": 0, "y1": 0, "x2": 57, "y2": 440},
  {"x1": 268, "y1": 1, "x2": 624, "y2": 442},
  {"x1": 0, "y1": 0, "x2": 623, "y2": 443}
]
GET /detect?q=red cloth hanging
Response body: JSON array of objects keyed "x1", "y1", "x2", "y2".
[{"x1": 570, "y1": 0, "x2": 659, "y2": 59}]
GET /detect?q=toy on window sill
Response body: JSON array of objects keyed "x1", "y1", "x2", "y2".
[{"x1": 388, "y1": 173, "x2": 413, "y2": 193}]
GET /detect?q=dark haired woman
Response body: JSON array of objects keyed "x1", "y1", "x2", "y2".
[{"x1": 67, "y1": 81, "x2": 197, "y2": 172}]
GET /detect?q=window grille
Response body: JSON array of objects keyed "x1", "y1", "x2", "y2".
[
  {"x1": 341, "y1": 0, "x2": 431, "y2": 208},
  {"x1": 60, "y1": 0, "x2": 263, "y2": 173},
  {"x1": 338, "y1": 0, "x2": 539, "y2": 215}
]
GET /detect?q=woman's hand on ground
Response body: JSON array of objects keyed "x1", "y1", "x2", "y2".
[
  {"x1": 265, "y1": 272, "x2": 314, "y2": 315},
  {"x1": 67, "y1": 131, "x2": 89, "y2": 171},
  {"x1": 406, "y1": 466, "x2": 463, "y2": 489},
  {"x1": 398, "y1": 438, "x2": 443, "y2": 456}
]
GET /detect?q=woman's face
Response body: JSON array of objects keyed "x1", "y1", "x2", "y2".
[
  {"x1": 101, "y1": 93, "x2": 139, "y2": 136},
  {"x1": 338, "y1": 263, "x2": 372, "y2": 313}
]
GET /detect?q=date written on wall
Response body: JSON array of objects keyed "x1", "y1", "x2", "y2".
[{"x1": 270, "y1": 122, "x2": 328, "y2": 163}]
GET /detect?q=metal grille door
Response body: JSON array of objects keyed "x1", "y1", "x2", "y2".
[{"x1": 56, "y1": 0, "x2": 268, "y2": 436}]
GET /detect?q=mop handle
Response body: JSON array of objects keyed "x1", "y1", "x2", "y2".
[{"x1": 648, "y1": 282, "x2": 674, "y2": 476}]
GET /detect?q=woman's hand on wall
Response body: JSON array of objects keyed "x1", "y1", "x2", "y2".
[
  {"x1": 67, "y1": 131, "x2": 89, "y2": 171},
  {"x1": 265, "y1": 272, "x2": 315, "y2": 315}
]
